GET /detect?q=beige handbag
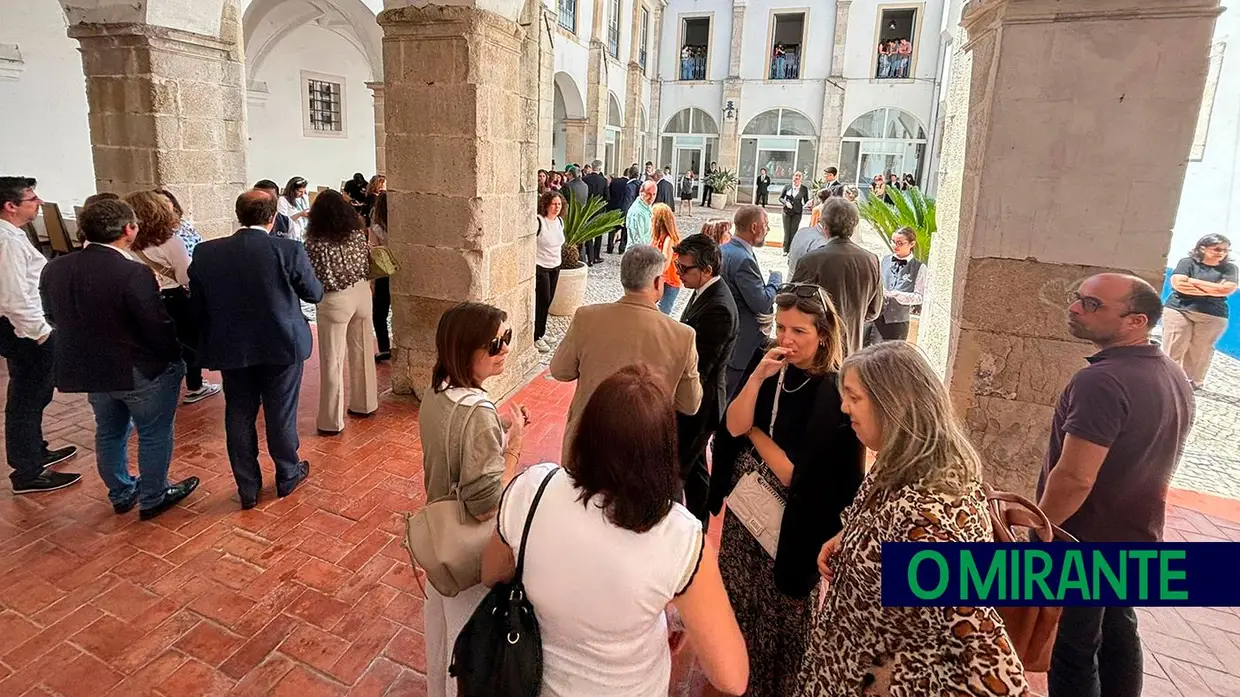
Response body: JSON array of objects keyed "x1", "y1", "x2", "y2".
[
  {"x1": 403, "y1": 396, "x2": 495, "y2": 597},
  {"x1": 726, "y1": 366, "x2": 789, "y2": 559}
]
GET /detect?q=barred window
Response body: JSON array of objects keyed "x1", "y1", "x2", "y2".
[
  {"x1": 308, "y1": 79, "x2": 342, "y2": 132},
  {"x1": 639, "y1": 8, "x2": 649, "y2": 69},
  {"x1": 558, "y1": 0, "x2": 577, "y2": 33}
]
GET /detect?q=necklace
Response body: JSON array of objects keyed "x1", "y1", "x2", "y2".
[{"x1": 781, "y1": 370, "x2": 812, "y2": 393}]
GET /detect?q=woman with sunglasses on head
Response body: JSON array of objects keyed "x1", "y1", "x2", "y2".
[
  {"x1": 709, "y1": 282, "x2": 865, "y2": 697},
  {"x1": 304, "y1": 190, "x2": 378, "y2": 434},
  {"x1": 796, "y1": 341, "x2": 1029, "y2": 696},
  {"x1": 278, "y1": 176, "x2": 311, "y2": 241},
  {"x1": 651, "y1": 203, "x2": 682, "y2": 315},
  {"x1": 1163, "y1": 233, "x2": 1237, "y2": 391},
  {"x1": 418, "y1": 302, "x2": 525, "y2": 697}
]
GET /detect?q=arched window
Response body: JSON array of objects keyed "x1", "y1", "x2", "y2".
[
  {"x1": 738, "y1": 108, "x2": 818, "y2": 203},
  {"x1": 839, "y1": 107, "x2": 927, "y2": 186},
  {"x1": 605, "y1": 93, "x2": 623, "y2": 175},
  {"x1": 660, "y1": 108, "x2": 719, "y2": 185}
]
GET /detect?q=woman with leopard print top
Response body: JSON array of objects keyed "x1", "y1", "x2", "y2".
[{"x1": 796, "y1": 341, "x2": 1030, "y2": 696}]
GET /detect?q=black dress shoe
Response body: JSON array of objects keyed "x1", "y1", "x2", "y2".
[
  {"x1": 277, "y1": 461, "x2": 310, "y2": 498},
  {"x1": 317, "y1": 428, "x2": 341, "y2": 436},
  {"x1": 12, "y1": 471, "x2": 82, "y2": 495},
  {"x1": 375, "y1": 351, "x2": 392, "y2": 362},
  {"x1": 347, "y1": 409, "x2": 375, "y2": 418},
  {"x1": 138, "y1": 477, "x2": 200, "y2": 521},
  {"x1": 240, "y1": 497, "x2": 258, "y2": 511},
  {"x1": 113, "y1": 495, "x2": 138, "y2": 514},
  {"x1": 42, "y1": 445, "x2": 78, "y2": 470}
]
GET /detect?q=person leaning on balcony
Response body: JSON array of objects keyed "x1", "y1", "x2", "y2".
[{"x1": 1162, "y1": 233, "x2": 1237, "y2": 390}]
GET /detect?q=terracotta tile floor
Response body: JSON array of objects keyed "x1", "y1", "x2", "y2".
[{"x1": 1, "y1": 349, "x2": 1240, "y2": 697}]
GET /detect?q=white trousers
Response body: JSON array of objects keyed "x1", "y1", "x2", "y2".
[{"x1": 424, "y1": 582, "x2": 489, "y2": 697}]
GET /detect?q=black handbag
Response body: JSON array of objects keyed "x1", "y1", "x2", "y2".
[{"x1": 450, "y1": 467, "x2": 558, "y2": 697}]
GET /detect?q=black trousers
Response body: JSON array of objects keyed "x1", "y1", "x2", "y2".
[
  {"x1": 587, "y1": 236, "x2": 603, "y2": 263},
  {"x1": 701, "y1": 185, "x2": 714, "y2": 207},
  {"x1": 160, "y1": 287, "x2": 204, "y2": 390},
  {"x1": 756, "y1": 189, "x2": 769, "y2": 206},
  {"x1": 782, "y1": 211, "x2": 801, "y2": 253},
  {"x1": 1049, "y1": 606, "x2": 1143, "y2": 697},
  {"x1": 606, "y1": 224, "x2": 627, "y2": 254},
  {"x1": 534, "y1": 266, "x2": 560, "y2": 341},
  {"x1": 372, "y1": 277, "x2": 391, "y2": 353},
  {"x1": 869, "y1": 316, "x2": 910, "y2": 345},
  {"x1": 221, "y1": 362, "x2": 305, "y2": 501},
  {"x1": 0, "y1": 319, "x2": 54, "y2": 484},
  {"x1": 676, "y1": 423, "x2": 713, "y2": 529}
]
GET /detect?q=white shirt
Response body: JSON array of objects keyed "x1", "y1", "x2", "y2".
[
  {"x1": 135, "y1": 235, "x2": 191, "y2": 290},
  {"x1": 886, "y1": 252, "x2": 928, "y2": 306},
  {"x1": 536, "y1": 216, "x2": 565, "y2": 270},
  {"x1": 276, "y1": 196, "x2": 308, "y2": 241},
  {"x1": 685, "y1": 275, "x2": 722, "y2": 310},
  {"x1": 499, "y1": 463, "x2": 704, "y2": 697},
  {"x1": 0, "y1": 219, "x2": 51, "y2": 340}
]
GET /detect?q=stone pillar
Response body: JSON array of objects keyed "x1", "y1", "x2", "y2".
[
  {"x1": 584, "y1": 47, "x2": 609, "y2": 164},
  {"x1": 69, "y1": 13, "x2": 247, "y2": 239},
  {"x1": 648, "y1": 6, "x2": 665, "y2": 166},
  {"x1": 815, "y1": 0, "x2": 849, "y2": 174},
  {"x1": 563, "y1": 117, "x2": 588, "y2": 165},
  {"x1": 523, "y1": 0, "x2": 555, "y2": 174},
  {"x1": 717, "y1": 1, "x2": 745, "y2": 176},
  {"x1": 379, "y1": 4, "x2": 538, "y2": 399},
  {"x1": 623, "y1": 63, "x2": 643, "y2": 168},
  {"x1": 366, "y1": 81, "x2": 386, "y2": 174},
  {"x1": 922, "y1": 0, "x2": 1222, "y2": 496}
]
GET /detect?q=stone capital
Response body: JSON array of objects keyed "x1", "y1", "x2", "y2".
[
  {"x1": 67, "y1": 21, "x2": 241, "y2": 62},
  {"x1": 366, "y1": 81, "x2": 385, "y2": 100},
  {"x1": 378, "y1": 4, "x2": 524, "y2": 44},
  {"x1": 380, "y1": 0, "x2": 526, "y2": 24}
]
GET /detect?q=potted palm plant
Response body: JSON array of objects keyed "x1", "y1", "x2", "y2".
[
  {"x1": 549, "y1": 194, "x2": 625, "y2": 317},
  {"x1": 855, "y1": 185, "x2": 936, "y2": 343},
  {"x1": 705, "y1": 169, "x2": 738, "y2": 210}
]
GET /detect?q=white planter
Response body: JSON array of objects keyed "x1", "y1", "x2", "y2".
[
  {"x1": 708, "y1": 193, "x2": 729, "y2": 210},
  {"x1": 550, "y1": 264, "x2": 589, "y2": 317}
]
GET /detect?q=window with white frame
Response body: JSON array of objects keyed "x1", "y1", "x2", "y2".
[
  {"x1": 679, "y1": 17, "x2": 711, "y2": 81},
  {"x1": 558, "y1": 0, "x2": 577, "y2": 33},
  {"x1": 608, "y1": 0, "x2": 621, "y2": 58},
  {"x1": 302, "y1": 71, "x2": 346, "y2": 138},
  {"x1": 639, "y1": 8, "x2": 649, "y2": 70},
  {"x1": 874, "y1": 7, "x2": 918, "y2": 80}
]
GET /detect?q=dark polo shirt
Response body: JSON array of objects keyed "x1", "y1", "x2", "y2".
[{"x1": 1037, "y1": 344, "x2": 1194, "y2": 542}]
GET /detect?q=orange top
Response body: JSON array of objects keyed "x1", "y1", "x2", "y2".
[{"x1": 657, "y1": 235, "x2": 681, "y2": 288}]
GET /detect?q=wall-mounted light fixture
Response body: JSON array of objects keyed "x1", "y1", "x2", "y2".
[{"x1": 724, "y1": 100, "x2": 737, "y2": 121}]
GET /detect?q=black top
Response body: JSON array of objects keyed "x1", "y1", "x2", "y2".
[
  {"x1": 676, "y1": 279, "x2": 740, "y2": 470},
  {"x1": 656, "y1": 179, "x2": 676, "y2": 207},
  {"x1": 780, "y1": 184, "x2": 810, "y2": 215},
  {"x1": 343, "y1": 179, "x2": 367, "y2": 202},
  {"x1": 709, "y1": 349, "x2": 865, "y2": 597},
  {"x1": 40, "y1": 245, "x2": 181, "y2": 393},
  {"x1": 1166, "y1": 256, "x2": 1238, "y2": 318},
  {"x1": 756, "y1": 175, "x2": 772, "y2": 194},
  {"x1": 606, "y1": 176, "x2": 629, "y2": 211},
  {"x1": 584, "y1": 172, "x2": 609, "y2": 202}
]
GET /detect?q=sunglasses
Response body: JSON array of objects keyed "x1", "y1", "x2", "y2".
[
  {"x1": 673, "y1": 261, "x2": 699, "y2": 275},
  {"x1": 777, "y1": 282, "x2": 830, "y2": 310},
  {"x1": 488, "y1": 328, "x2": 513, "y2": 356}
]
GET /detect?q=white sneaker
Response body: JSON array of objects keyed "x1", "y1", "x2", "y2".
[
  {"x1": 183, "y1": 382, "x2": 222, "y2": 404},
  {"x1": 535, "y1": 339, "x2": 551, "y2": 353}
]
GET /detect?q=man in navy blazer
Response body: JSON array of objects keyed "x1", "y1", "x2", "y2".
[
  {"x1": 720, "y1": 204, "x2": 782, "y2": 398},
  {"x1": 190, "y1": 190, "x2": 324, "y2": 509}
]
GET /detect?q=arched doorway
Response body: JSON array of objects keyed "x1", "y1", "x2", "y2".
[
  {"x1": 660, "y1": 107, "x2": 718, "y2": 194},
  {"x1": 737, "y1": 108, "x2": 818, "y2": 203},
  {"x1": 552, "y1": 71, "x2": 586, "y2": 168},
  {"x1": 605, "y1": 93, "x2": 623, "y2": 176},
  {"x1": 839, "y1": 107, "x2": 927, "y2": 186}
]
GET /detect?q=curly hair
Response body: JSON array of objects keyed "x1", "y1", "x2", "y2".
[
  {"x1": 538, "y1": 190, "x2": 565, "y2": 217},
  {"x1": 306, "y1": 189, "x2": 363, "y2": 244},
  {"x1": 366, "y1": 175, "x2": 386, "y2": 198},
  {"x1": 124, "y1": 190, "x2": 180, "y2": 251},
  {"x1": 699, "y1": 219, "x2": 732, "y2": 246}
]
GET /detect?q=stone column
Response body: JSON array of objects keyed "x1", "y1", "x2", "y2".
[
  {"x1": 648, "y1": 6, "x2": 665, "y2": 166},
  {"x1": 716, "y1": 1, "x2": 745, "y2": 175},
  {"x1": 623, "y1": 63, "x2": 644, "y2": 167},
  {"x1": 563, "y1": 117, "x2": 588, "y2": 165},
  {"x1": 69, "y1": 14, "x2": 247, "y2": 239},
  {"x1": 815, "y1": 0, "x2": 849, "y2": 174},
  {"x1": 366, "y1": 81, "x2": 386, "y2": 174},
  {"x1": 921, "y1": 0, "x2": 1222, "y2": 496},
  {"x1": 379, "y1": 4, "x2": 538, "y2": 399},
  {"x1": 523, "y1": 0, "x2": 555, "y2": 173}
]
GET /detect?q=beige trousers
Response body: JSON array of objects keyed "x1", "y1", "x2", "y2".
[
  {"x1": 316, "y1": 280, "x2": 379, "y2": 431},
  {"x1": 1162, "y1": 307, "x2": 1228, "y2": 386}
]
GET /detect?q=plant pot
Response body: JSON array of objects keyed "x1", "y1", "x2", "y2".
[
  {"x1": 550, "y1": 264, "x2": 589, "y2": 317},
  {"x1": 708, "y1": 193, "x2": 729, "y2": 210}
]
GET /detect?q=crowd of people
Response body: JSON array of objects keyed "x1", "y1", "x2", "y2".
[
  {"x1": 876, "y1": 37, "x2": 914, "y2": 79},
  {"x1": 0, "y1": 161, "x2": 1222, "y2": 697}
]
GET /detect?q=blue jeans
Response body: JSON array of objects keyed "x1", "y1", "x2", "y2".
[
  {"x1": 1048, "y1": 606, "x2": 1143, "y2": 697},
  {"x1": 659, "y1": 285, "x2": 681, "y2": 314},
  {"x1": 88, "y1": 362, "x2": 185, "y2": 509}
]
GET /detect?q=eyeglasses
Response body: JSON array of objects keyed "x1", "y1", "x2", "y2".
[
  {"x1": 777, "y1": 282, "x2": 830, "y2": 311},
  {"x1": 18, "y1": 196, "x2": 40, "y2": 204},
  {"x1": 1068, "y1": 291, "x2": 1134, "y2": 317},
  {"x1": 674, "y1": 261, "x2": 700, "y2": 275},
  {"x1": 488, "y1": 328, "x2": 513, "y2": 356}
]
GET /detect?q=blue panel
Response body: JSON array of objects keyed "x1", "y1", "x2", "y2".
[{"x1": 1161, "y1": 267, "x2": 1240, "y2": 358}]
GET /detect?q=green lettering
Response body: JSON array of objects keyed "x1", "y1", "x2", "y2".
[
  {"x1": 1023, "y1": 550, "x2": 1054, "y2": 601},
  {"x1": 1092, "y1": 550, "x2": 1127, "y2": 600},
  {"x1": 1057, "y1": 550, "x2": 1090, "y2": 601},
  {"x1": 1129, "y1": 550, "x2": 1158, "y2": 600},
  {"x1": 1010, "y1": 546, "x2": 1019, "y2": 601},
  {"x1": 1159, "y1": 550, "x2": 1188, "y2": 601},
  {"x1": 909, "y1": 550, "x2": 949, "y2": 600},
  {"x1": 962, "y1": 550, "x2": 1004, "y2": 601}
]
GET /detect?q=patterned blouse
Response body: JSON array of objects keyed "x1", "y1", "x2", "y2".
[
  {"x1": 796, "y1": 473, "x2": 1030, "y2": 696},
  {"x1": 175, "y1": 220, "x2": 202, "y2": 257},
  {"x1": 305, "y1": 229, "x2": 370, "y2": 293}
]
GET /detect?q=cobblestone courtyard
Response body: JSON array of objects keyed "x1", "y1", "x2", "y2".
[{"x1": 541, "y1": 207, "x2": 1240, "y2": 503}]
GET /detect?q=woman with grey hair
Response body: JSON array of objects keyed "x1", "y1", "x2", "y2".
[
  {"x1": 796, "y1": 341, "x2": 1029, "y2": 696},
  {"x1": 787, "y1": 197, "x2": 858, "y2": 279}
]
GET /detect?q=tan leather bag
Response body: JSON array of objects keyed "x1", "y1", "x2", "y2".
[
  {"x1": 403, "y1": 398, "x2": 494, "y2": 598},
  {"x1": 985, "y1": 487, "x2": 1078, "y2": 673}
]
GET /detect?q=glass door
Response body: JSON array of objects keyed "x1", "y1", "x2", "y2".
[{"x1": 674, "y1": 147, "x2": 703, "y2": 196}]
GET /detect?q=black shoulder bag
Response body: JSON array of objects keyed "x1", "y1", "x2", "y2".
[{"x1": 450, "y1": 468, "x2": 558, "y2": 697}]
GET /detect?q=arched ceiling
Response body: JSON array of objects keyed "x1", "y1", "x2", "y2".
[{"x1": 241, "y1": 0, "x2": 383, "y2": 81}]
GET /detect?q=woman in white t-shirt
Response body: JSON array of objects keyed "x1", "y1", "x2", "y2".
[
  {"x1": 277, "y1": 176, "x2": 310, "y2": 241},
  {"x1": 534, "y1": 190, "x2": 566, "y2": 354},
  {"x1": 482, "y1": 364, "x2": 749, "y2": 697}
]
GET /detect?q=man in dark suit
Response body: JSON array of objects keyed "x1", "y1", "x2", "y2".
[
  {"x1": 254, "y1": 180, "x2": 293, "y2": 238},
  {"x1": 606, "y1": 167, "x2": 632, "y2": 255},
  {"x1": 791, "y1": 198, "x2": 882, "y2": 356},
  {"x1": 673, "y1": 234, "x2": 738, "y2": 526},
  {"x1": 720, "y1": 204, "x2": 782, "y2": 397},
  {"x1": 583, "y1": 160, "x2": 610, "y2": 264},
  {"x1": 190, "y1": 190, "x2": 323, "y2": 509},
  {"x1": 653, "y1": 168, "x2": 676, "y2": 208},
  {"x1": 40, "y1": 199, "x2": 199, "y2": 519}
]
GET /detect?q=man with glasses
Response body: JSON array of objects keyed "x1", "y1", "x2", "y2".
[
  {"x1": 1038, "y1": 273, "x2": 1194, "y2": 697},
  {"x1": 0, "y1": 176, "x2": 81, "y2": 494},
  {"x1": 672, "y1": 234, "x2": 738, "y2": 525}
]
